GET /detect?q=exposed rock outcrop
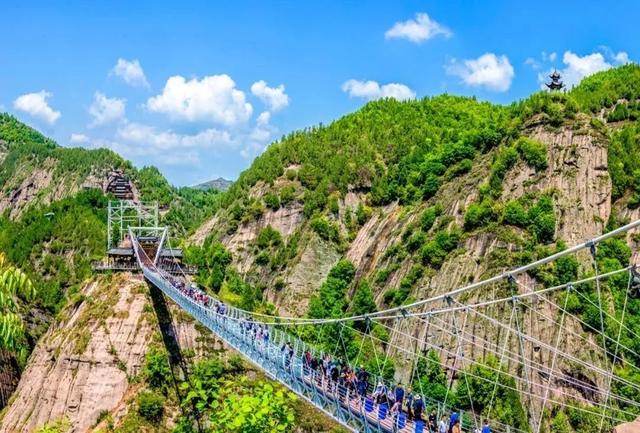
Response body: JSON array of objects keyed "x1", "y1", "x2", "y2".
[{"x1": 0, "y1": 274, "x2": 207, "y2": 433}]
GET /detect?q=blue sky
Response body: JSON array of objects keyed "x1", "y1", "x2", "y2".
[{"x1": 1, "y1": 1, "x2": 637, "y2": 186}]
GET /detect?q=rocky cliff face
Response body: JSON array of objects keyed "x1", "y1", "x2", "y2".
[
  {"x1": 0, "y1": 273, "x2": 208, "y2": 433},
  {"x1": 0, "y1": 150, "x2": 136, "y2": 219}
]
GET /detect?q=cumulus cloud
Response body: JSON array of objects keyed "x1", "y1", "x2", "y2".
[
  {"x1": 147, "y1": 75, "x2": 253, "y2": 126},
  {"x1": 544, "y1": 50, "x2": 631, "y2": 88},
  {"x1": 532, "y1": 48, "x2": 632, "y2": 88},
  {"x1": 342, "y1": 80, "x2": 416, "y2": 101},
  {"x1": 13, "y1": 91, "x2": 61, "y2": 125},
  {"x1": 89, "y1": 92, "x2": 126, "y2": 127},
  {"x1": 241, "y1": 111, "x2": 277, "y2": 159},
  {"x1": 614, "y1": 51, "x2": 630, "y2": 64},
  {"x1": 446, "y1": 53, "x2": 514, "y2": 92},
  {"x1": 251, "y1": 81, "x2": 289, "y2": 111},
  {"x1": 117, "y1": 122, "x2": 232, "y2": 152},
  {"x1": 385, "y1": 12, "x2": 452, "y2": 43},
  {"x1": 559, "y1": 51, "x2": 612, "y2": 87},
  {"x1": 70, "y1": 133, "x2": 89, "y2": 144},
  {"x1": 110, "y1": 58, "x2": 149, "y2": 88}
]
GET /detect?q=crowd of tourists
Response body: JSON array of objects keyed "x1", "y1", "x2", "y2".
[{"x1": 158, "y1": 270, "x2": 492, "y2": 433}]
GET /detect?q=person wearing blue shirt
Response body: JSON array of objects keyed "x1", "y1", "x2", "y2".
[
  {"x1": 481, "y1": 420, "x2": 491, "y2": 433},
  {"x1": 449, "y1": 411, "x2": 459, "y2": 433},
  {"x1": 394, "y1": 383, "x2": 405, "y2": 405}
]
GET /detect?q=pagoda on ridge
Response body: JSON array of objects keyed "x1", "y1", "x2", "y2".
[{"x1": 545, "y1": 70, "x2": 565, "y2": 91}]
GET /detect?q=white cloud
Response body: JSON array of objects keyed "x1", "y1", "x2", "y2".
[
  {"x1": 110, "y1": 58, "x2": 149, "y2": 88},
  {"x1": 560, "y1": 51, "x2": 612, "y2": 87},
  {"x1": 147, "y1": 75, "x2": 253, "y2": 126},
  {"x1": 70, "y1": 133, "x2": 89, "y2": 144},
  {"x1": 241, "y1": 111, "x2": 277, "y2": 159},
  {"x1": 535, "y1": 49, "x2": 632, "y2": 89},
  {"x1": 525, "y1": 57, "x2": 541, "y2": 70},
  {"x1": 89, "y1": 92, "x2": 126, "y2": 127},
  {"x1": 117, "y1": 122, "x2": 232, "y2": 152},
  {"x1": 342, "y1": 79, "x2": 416, "y2": 101},
  {"x1": 446, "y1": 53, "x2": 514, "y2": 92},
  {"x1": 385, "y1": 12, "x2": 452, "y2": 43},
  {"x1": 13, "y1": 91, "x2": 61, "y2": 125},
  {"x1": 251, "y1": 80, "x2": 289, "y2": 111},
  {"x1": 614, "y1": 51, "x2": 630, "y2": 64}
]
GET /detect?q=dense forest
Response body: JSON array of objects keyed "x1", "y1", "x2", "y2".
[{"x1": 2, "y1": 64, "x2": 640, "y2": 433}]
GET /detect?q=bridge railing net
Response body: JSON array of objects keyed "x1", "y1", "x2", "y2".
[{"x1": 130, "y1": 233, "x2": 524, "y2": 433}]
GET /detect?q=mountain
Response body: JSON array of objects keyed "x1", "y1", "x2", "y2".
[
  {"x1": 0, "y1": 116, "x2": 340, "y2": 433},
  {"x1": 193, "y1": 177, "x2": 233, "y2": 192},
  {"x1": 186, "y1": 64, "x2": 640, "y2": 432},
  {"x1": 2, "y1": 64, "x2": 640, "y2": 433}
]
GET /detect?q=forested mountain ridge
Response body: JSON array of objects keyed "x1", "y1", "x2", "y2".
[
  {"x1": 187, "y1": 64, "x2": 640, "y2": 432},
  {"x1": 2, "y1": 64, "x2": 640, "y2": 433}
]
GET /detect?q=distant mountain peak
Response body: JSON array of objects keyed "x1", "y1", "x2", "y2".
[{"x1": 193, "y1": 177, "x2": 233, "y2": 191}]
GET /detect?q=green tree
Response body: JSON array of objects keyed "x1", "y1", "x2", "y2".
[
  {"x1": 0, "y1": 254, "x2": 35, "y2": 364},
  {"x1": 143, "y1": 346, "x2": 171, "y2": 392},
  {"x1": 350, "y1": 280, "x2": 377, "y2": 331},
  {"x1": 515, "y1": 136, "x2": 548, "y2": 171},
  {"x1": 211, "y1": 382, "x2": 296, "y2": 433},
  {"x1": 137, "y1": 390, "x2": 165, "y2": 422}
]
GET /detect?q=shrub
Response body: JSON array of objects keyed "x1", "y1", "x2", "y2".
[
  {"x1": 256, "y1": 226, "x2": 283, "y2": 249},
  {"x1": 503, "y1": 200, "x2": 528, "y2": 227},
  {"x1": 464, "y1": 201, "x2": 496, "y2": 230},
  {"x1": 310, "y1": 216, "x2": 340, "y2": 243},
  {"x1": 515, "y1": 137, "x2": 547, "y2": 171},
  {"x1": 607, "y1": 103, "x2": 630, "y2": 122},
  {"x1": 486, "y1": 146, "x2": 518, "y2": 198},
  {"x1": 137, "y1": 391, "x2": 165, "y2": 422},
  {"x1": 255, "y1": 251, "x2": 270, "y2": 266},
  {"x1": 143, "y1": 346, "x2": 171, "y2": 391},
  {"x1": 532, "y1": 213, "x2": 556, "y2": 243},
  {"x1": 405, "y1": 231, "x2": 427, "y2": 253},
  {"x1": 355, "y1": 202, "x2": 371, "y2": 225},
  {"x1": 279, "y1": 185, "x2": 296, "y2": 205},
  {"x1": 420, "y1": 229, "x2": 460, "y2": 268},
  {"x1": 420, "y1": 204, "x2": 443, "y2": 232},
  {"x1": 328, "y1": 195, "x2": 340, "y2": 215},
  {"x1": 264, "y1": 191, "x2": 280, "y2": 210},
  {"x1": 445, "y1": 158, "x2": 473, "y2": 179}
]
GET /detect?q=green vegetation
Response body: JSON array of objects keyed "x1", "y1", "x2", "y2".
[
  {"x1": 608, "y1": 122, "x2": 640, "y2": 205},
  {"x1": 0, "y1": 189, "x2": 106, "y2": 311},
  {"x1": 0, "y1": 254, "x2": 35, "y2": 364},
  {"x1": 569, "y1": 63, "x2": 640, "y2": 113},
  {"x1": 515, "y1": 136, "x2": 547, "y2": 171},
  {"x1": 34, "y1": 418, "x2": 71, "y2": 433},
  {"x1": 137, "y1": 391, "x2": 165, "y2": 422}
]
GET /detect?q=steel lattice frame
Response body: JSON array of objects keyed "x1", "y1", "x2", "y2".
[{"x1": 107, "y1": 200, "x2": 159, "y2": 249}]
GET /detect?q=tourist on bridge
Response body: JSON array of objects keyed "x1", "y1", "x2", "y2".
[
  {"x1": 281, "y1": 342, "x2": 294, "y2": 371},
  {"x1": 372, "y1": 381, "x2": 388, "y2": 405},
  {"x1": 439, "y1": 415, "x2": 448, "y2": 433},
  {"x1": 356, "y1": 365, "x2": 369, "y2": 398},
  {"x1": 413, "y1": 394, "x2": 425, "y2": 421},
  {"x1": 481, "y1": 420, "x2": 491, "y2": 433},
  {"x1": 405, "y1": 387, "x2": 414, "y2": 420},
  {"x1": 303, "y1": 349, "x2": 312, "y2": 368},
  {"x1": 393, "y1": 383, "x2": 404, "y2": 406},
  {"x1": 451, "y1": 420, "x2": 461, "y2": 433},
  {"x1": 428, "y1": 409, "x2": 437, "y2": 432},
  {"x1": 449, "y1": 411, "x2": 460, "y2": 433}
]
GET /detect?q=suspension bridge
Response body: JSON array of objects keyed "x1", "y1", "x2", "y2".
[{"x1": 104, "y1": 200, "x2": 640, "y2": 433}]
